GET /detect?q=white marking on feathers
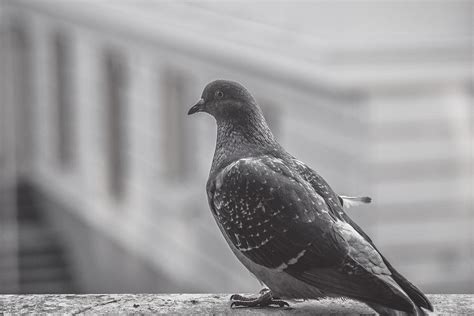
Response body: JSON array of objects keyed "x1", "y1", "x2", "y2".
[
  {"x1": 274, "y1": 249, "x2": 307, "y2": 272},
  {"x1": 293, "y1": 160, "x2": 306, "y2": 168},
  {"x1": 214, "y1": 199, "x2": 223, "y2": 209},
  {"x1": 256, "y1": 201, "x2": 265, "y2": 212},
  {"x1": 234, "y1": 233, "x2": 241, "y2": 245},
  {"x1": 215, "y1": 160, "x2": 241, "y2": 189},
  {"x1": 239, "y1": 235, "x2": 275, "y2": 252}
]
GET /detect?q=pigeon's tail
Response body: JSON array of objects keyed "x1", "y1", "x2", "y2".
[
  {"x1": 370, "y1": 274, "x2": 431, "y2": 316},
  {"x1": 381, "y1": 256, "x2": 434, "y2": 313},
  {"x1": 344, "y1": 215, "x2": 433, "y2": 313}
]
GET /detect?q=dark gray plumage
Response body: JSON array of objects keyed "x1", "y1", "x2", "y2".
[{"x1": 188, "y1": 80, "x2": 433, "y2": 315}]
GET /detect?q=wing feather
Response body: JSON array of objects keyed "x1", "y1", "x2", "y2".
[
  {"x1": 208, "y1": 155, "x2": 415, "y2": 312},
  {"x1": 293, "y1": 159, "x2": 433, "y2": 312}
]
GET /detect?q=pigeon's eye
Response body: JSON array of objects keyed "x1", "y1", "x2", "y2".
[{"x1": 215, "y1": 90, "x2": 224, "y2": 99}]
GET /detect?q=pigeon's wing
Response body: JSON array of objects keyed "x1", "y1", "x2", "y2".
[
  {"x1": 293, "y1": 159, "x2": 433, "y2": 312},
  {"x1": 207, "y1": 156, "x2": 414, "y2": 312}
]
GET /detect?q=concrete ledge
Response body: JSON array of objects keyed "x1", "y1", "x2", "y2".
[{"x1": 0, "y1": 294, "x2": 472, "y2": 314}]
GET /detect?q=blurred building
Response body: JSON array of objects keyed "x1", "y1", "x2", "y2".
[{"x1": 0, "y1": 0, "x2": 472, "y2": 294}]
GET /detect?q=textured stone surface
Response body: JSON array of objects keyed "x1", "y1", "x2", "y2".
[{"x1": 0, "y1": 294, "x2": 473, "y2": 314}]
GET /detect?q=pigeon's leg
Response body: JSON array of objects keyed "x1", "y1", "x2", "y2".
[{"x1": 230, "y1": 288, "x2": 290, "y2": 308}]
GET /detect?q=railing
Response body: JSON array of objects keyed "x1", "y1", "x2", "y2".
[{"x1": 1, "y1": 294, "x2": 473, "y2": 314}]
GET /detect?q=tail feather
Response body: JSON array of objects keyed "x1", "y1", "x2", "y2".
[
  {"x1": 386, "y1": 263, "x2": 434, "y2": 312},
  {"x1": 341, "y1": 218, "x2": 434, "y2": 312}
]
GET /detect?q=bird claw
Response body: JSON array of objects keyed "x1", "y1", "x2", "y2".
[
  {"x1": 229, "y1": 294, "x2": 252, "y2": 301},
  {"x1": 230, "y1": 289, "x2": 290, "y2": 309},
  {"x1": 272, "y1": 300, "x2": 290, "y2": 308}
]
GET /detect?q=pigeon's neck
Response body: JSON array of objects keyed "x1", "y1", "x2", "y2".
[{"x1": 211, "y1": 115, "x2": 278, "y2": 174}]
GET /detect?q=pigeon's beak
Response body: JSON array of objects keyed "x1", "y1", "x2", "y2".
[{"x1": 188, "y1": 98, "x2": 205, "y2": 115}]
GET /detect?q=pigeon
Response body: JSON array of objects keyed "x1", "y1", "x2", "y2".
[{"x1": 188, "y1": 80, "x2": 433, "y2": 315}]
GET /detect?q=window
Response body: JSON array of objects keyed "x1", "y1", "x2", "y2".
[
  {"x1": 103, "y1": 50, "x2": 128, "y2": 200},
  {"x1": 52, "y1": 31, "x2": 74, "y2": 169},
  {"x1": 161, "y1": 70, "x2": 190, "y2": 182},
  {"x1": 10, "y1": 22, "x2": 34, "y2": 168}
]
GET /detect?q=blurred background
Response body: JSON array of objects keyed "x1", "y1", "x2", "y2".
[{"x1": 0, "y1": 0, "x2": 472, "y2": 295}]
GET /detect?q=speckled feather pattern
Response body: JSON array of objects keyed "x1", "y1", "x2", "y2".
[
  {"x1": 207, "y1": 156, "x2": 414, "y2": 312},
  {"x1": 197, "y1": 80, "x2": 432, "y2": 314},
  {"x1": 211, "y1": 157, "x2": 333, "y2": 267},
  {"x1": 210, "y1": 156, "x2": 386, "y2": 272}
]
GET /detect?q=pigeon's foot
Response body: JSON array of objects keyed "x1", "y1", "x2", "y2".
[{"x1": 230, "y1": 288, "x2": 290, "y2": 308}]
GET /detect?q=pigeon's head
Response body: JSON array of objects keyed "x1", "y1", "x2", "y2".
[{"x1": 188, "y1": 80, "x2": 261, "y2": 122}]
